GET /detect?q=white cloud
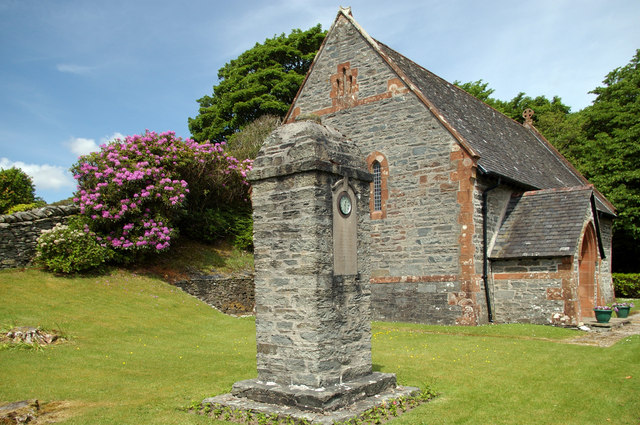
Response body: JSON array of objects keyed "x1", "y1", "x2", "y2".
[
  {"x1": 67, "y1": 137, "x2": 99, "y2": 156},
  {"x1": 56, "y1": 64, "x2": 94, "y2": 75},
  {"x1": 0, "y1": 158, "x2": 75, "y2": 191},
  {"x1": 100, "y1": 132, "x2": 125, "y2": 144},
  {"x1": 66, "y1": 132, "x2": 124, "y2": 157}
]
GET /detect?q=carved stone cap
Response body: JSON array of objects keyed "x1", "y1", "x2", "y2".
[{"x1": 249, "y1": 121, "x2": 372, "y2": 182}]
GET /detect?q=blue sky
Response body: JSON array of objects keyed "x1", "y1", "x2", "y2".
[{"x1": 1, "y1": 0, "x2": 639, "y2": 203}]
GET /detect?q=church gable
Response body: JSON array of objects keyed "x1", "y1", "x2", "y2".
[{"x1": 287, "y1": 12, "x2": 410, "y2": 123}]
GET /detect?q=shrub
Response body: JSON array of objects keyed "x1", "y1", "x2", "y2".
[
  {"x1": 231, "y1": 211, "x2": 253, "y2": 251},
  {"x1": 225, "y1": 114, "x2": 281, "y2": 160},
  {"x1": 613, "y1": 273, "x2": 640, "y2": 298},
  {"x1": 181, "y1": 207, "x2": 234, "y2": 243},
  {"x1": 0, "y1": 167, "x2": 36, "y2": 214},
  {"x1": 71, "y1": 130, "x2": 252, "y2": 257},
  {"x1": 36, "y1": 220, "x2": 113, "y2": 274},
  {"x1": 6, "y1": 201, "x2": 47, "y2": 214},
  {"x1": 180, "y1": 207, "x2": 253, "y2": 251}
]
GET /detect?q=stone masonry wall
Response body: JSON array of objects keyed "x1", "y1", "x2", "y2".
[
  {"x1": 0, "y1": 205, "x2": 79, "y2": 269},
  {"x1": 252, "y1": 172, "x2": 373, "y2": 386},
  {"x1": 173, "y1": 276, "x2": 254, "y2": 316},
  {"x1": 288, "y1": 15, "x2": 469, "y2": 325},
  {"x1": 472, "y1": 179, "x2": 515, "y2": 324},
  {"x1": 490, "y1": 258, "x2": 569, "y2": 324},
  {"x1": 249, "y1": 122, "x2": 374, "y2": 387},
  {"x1": 598, "y1": 216, "x2": 615, "y2": 301}
]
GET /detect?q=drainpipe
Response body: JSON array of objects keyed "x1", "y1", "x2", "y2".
[{"x1": 482, "y1": 176, "x2": 501, "y2": 323}]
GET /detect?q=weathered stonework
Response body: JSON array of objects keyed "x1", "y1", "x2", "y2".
[
  {"x1": 206, "y1": 120, "x2": 417, "y2": 422},
  {"x1": 0, "y1": 205, "x2": 79, "y2": 269},
  {"x1": 249, "y1": 121, "x2": 376, "y2": 388},
  {"x1": 173, "y1": 276, "x2": 254, "y2": 315},
  {"x1": 284, "y1": 9, "x2": 616, "y2": 327},
  {"x1": 490, "y1": 258, "x2": 571, "y2": 324},
  {"x1": 597, "y1": 217, "x2": 615, "y2": 301},
  {"x1": 289, "y1": 14, "x2": 471, "y2": 325}
]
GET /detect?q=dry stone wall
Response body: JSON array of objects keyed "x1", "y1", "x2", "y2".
[
  {"x1": 173, "y1": 276, "x2": 254, "y2": 315},
  {"x1": 0, "y1": 205, "x2": 79, "y2": 269}
]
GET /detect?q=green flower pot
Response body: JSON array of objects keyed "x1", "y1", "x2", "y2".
[
  {"x1": 616, "y1": 306, "x2": 630, "y2": 318},
  {"x1": 594, "y1": 309, "x2": 613, "y2": 323}
]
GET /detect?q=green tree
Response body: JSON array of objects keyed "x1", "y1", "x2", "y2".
[
  {"x1": 0, "y1": 167, "x2": 37, "y2": 214},
  {"x1": 456, "y1": 53, "x2": 640, "y2": 272},
  {"x1": 574, "y1": 49, "x2": 640, "y2": 271},
  {"x1": 454, "y1": 79, "x2": 505, "y2": 111},
  {"x1": 454, "y1": 80, "x2": 576, "y2": 157},
  {"x1": 188, "y1": 25, "x2": 326, "y2": 143}
]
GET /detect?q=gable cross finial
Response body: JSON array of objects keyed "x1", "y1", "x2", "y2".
[
  {"x1": 523, "y1": 108, "x2": 534, "y2": 126},
  {"x1": 340, "y1": 6, "x2": 353, "y2": 16}
]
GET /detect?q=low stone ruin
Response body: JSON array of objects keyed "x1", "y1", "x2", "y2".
[
  {"x1": 3, "y1": 327, "x2": 60, "y2": 346},
  {"x1": 0, "y1": 399, "x2": 39, "y2": 424}
]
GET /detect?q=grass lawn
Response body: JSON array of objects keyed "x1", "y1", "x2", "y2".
[{"x1": 1, "y1": 268, "x2": 639, "y2": 424}]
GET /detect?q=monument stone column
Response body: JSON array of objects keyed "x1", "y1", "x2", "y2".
[{"x1": 205, "y1": 120, "x2": 417, "y2": 423}]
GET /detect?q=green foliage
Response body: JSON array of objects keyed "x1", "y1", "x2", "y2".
[
  {"x1": 189, "y1": 25, "x2": 326, "y2": 143},
  {"x1": 613, "y1": 273, "x2": 640, "y2": 298},
  {"x1": 231, "y1": 213, "x2": 253, "y2": 251},
  {"x1": 456, "y1": 50, "x2": 640, "y2": 272},
  {"x1": 6, "y1": 201, "x2": 46, "y2": 214},
  {"x1": 454, "y1": 79, "x2": 502, "y2": 109},
  {"x1": 35, "y1": 219, "x2": 113, "y2": 274},
  {"x1": 180, "y1": 207, "x2": 253, "y2": 251},
  {"x1": 0, "y1": 167, "x2": 36, "y2": 214},
  {"x1": 182, "y1": 207, "x2": 236, "y2": 243},
  {"x1": 573, "y1": 50, "x2": 640, "y2": 271},
  {"x1": 71, "y1": 130, "x2": 252, "y2": 259},
  {"x1": 226, "y1": 114, "x2": 281, "y2": 160}
]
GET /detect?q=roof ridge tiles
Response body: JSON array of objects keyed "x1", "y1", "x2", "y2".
[{"x1": 521, "y1": 185, "x2": 594, "y2": 196}]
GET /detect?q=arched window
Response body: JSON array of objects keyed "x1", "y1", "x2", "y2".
[
  {"x1": 366, "y1": 152, "x2": 388, "y2": 220},
  {"x1": 373, "y1": 161, "x2": 382, "y2": 211}
]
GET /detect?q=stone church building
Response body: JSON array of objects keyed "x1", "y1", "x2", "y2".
[{"x1": 282, "y1": 8, "x2": 616, "y2": 326}]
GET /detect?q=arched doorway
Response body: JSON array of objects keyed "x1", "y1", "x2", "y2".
[{"x1": 578, "y1": 223, "x2": 598, "y2": 319}]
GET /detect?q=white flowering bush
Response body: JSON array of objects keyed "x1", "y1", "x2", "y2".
[{"x1": 36, "y1": 221, "x2": 113, "y2": 273}]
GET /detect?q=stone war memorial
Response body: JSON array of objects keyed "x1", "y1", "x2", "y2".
[{"x1": 203, "y1": 121, "x2": 418, "y2": 423}]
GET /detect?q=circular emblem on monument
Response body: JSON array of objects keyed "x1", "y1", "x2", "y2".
[{"x1": 338, "y1": 192, "x2": 352, "y2": 217}]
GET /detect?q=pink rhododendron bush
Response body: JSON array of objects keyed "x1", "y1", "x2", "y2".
[{"x1": 70, "y1": 130, "x2": 252, "y2": 258}]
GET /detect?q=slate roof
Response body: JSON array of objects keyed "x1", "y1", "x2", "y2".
[
  {"x1": 375, "y1": 41, "x2": 615, "y2": 217},
  {"x1": 489, "y1": 187, "x2": 598, "y2": 259},
  {"x1": 287, "y1": 8, "x2": 615, "y2": 216}
]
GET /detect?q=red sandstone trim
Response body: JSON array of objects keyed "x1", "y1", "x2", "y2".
[
  {"x1": 297, "y1": 75, "x2": 409, "y2": 120},
  {"x1": 366, "y1": 151, "x2": 389, "y2": 220},
  {"x1": 493, "y1": 271, "x2": 567, "y2": 280},
  {"x1": 450, "y1": 147, "x2": 480, "y2": 325},
  {"x1": 546, "y1": 287, "x2": 563, "y2": 301}
]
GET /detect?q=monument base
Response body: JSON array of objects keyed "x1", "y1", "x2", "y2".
[{"x1": 204, "y1": 372, "x2": 419, "y2": 425}]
